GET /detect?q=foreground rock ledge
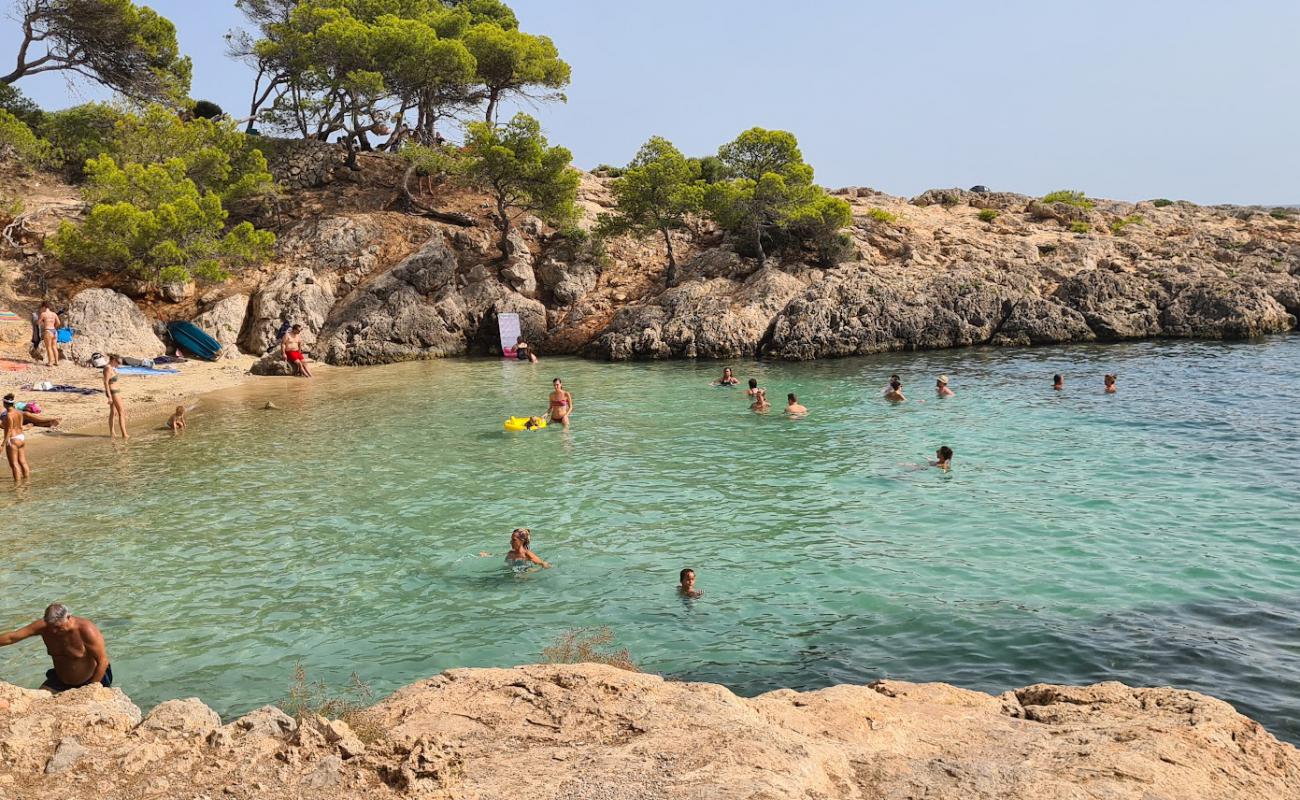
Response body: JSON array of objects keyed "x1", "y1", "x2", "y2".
[{"x1": 2, "y1": 665, "x2": 1297, "y2": 799}]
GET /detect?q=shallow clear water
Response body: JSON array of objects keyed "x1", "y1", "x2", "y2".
[{"x1": 2, "y1": 338, "x2": 1298, "y2": 742}]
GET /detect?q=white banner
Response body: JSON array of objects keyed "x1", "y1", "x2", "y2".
[{"x1": 498, "y1": 312, "x2": 521, "y2": 358}]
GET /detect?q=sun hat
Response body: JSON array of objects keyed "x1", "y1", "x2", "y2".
[{"x1": 937, "y1": 375, "x2": 949, "y2": 384}]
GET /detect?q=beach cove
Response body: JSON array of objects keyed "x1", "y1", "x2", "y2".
[{"x1": 3, "y1": 337, "x2": 1298, "y2": 746}]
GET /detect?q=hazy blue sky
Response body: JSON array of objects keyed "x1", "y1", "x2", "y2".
[{"x1": 5, "y1": 0, "x2": 1298, "y2": 203}]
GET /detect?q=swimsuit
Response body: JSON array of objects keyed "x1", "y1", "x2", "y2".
[
  {"x1": 6, "y1": 433, "x2": 24, "y2": 446},
  {"x1": 44, "y1": 664, "x2": 113, "y2": 692},
  {"x1": 287, "y1": 350, "x2": 304, "y2": 363},
  {"x1": 516, "y1": 346, "x2": 530, "y2": 361}
]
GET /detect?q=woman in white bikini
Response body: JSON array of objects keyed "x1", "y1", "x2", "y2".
[{"x1": 2, "y1": 395, "x2": 31, "y2": 480}]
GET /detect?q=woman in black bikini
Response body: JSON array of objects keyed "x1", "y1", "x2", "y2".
[
  {"x1": 102, "y1": 355, "x2": 129, "y2": 439},
  {"x1": 714, "y1": 367, "x2": 739, "y2": 386}
]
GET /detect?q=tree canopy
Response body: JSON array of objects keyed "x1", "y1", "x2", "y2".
[
  {"x1": 601, "y1": 136, "x2": 703, "y2": 283},
  {"x1": 2, "y1": 0, "x2": 191, "y2": 103},
  {"x1": 460, "y1": 112, "x2": 579, "y2": 257}
]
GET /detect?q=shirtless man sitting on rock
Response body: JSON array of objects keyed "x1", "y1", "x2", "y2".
[{"x1": 0, "y1": 604, "x2": 112, "y2": 692}]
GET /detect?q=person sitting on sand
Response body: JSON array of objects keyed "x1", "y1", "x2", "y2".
[
  {"x1": 745, "y1": 378, "x2": 761, "y2": 397},
  {"x1": 514, "y1": 336, "x2": 538, "y2": 363},
  {"x1": 3, "y1": 395, "x2": 31, "y2": 481},
  {"x1": 785, "y1": 393, "x2": 808, "y2": 416},
  {"x1": 884, "y1": 379, "x2": 906, "y2": 402},
  {"x1": 679, "y1": 568, "x2": 702, "y2": 599},
  {"x1": 0, "y1": 603, "x2": 112, "y2": 692},
  {"x1": 548, "y1": 378, "x2": 573, "y2": 428},
  {"x1": 505, "y1": 528, "x2": 550, "y2": 569},
  {"x1": 936, "y1": 375, "x2": 955, "y2": 398},
  {"x1": 168, "y1": 405, "x2": 186, "y2": 433},
  {"x1": 1053, "y1": 374, "x2": 1064, "y2": 391},
  {"x1": 281, "y1": 324, "x2": 312, "y2": 378},
  {"x1": 714, "y1": 367, "x2": 739, "y2": 386},
  {"x1": 931, "y1": 446, "x2": 954, "y2": 471},
  {"x1": 750, "y1": 388, "x2": 770, "y2": 414},
  {"x1": 102, "y1": 355, "x2": 129, "y2": 439},
  {"x1": 1104, "y1": 374, "x2": 1117, "y2": 394},
  {"x1": 2, "y1": 394, "x2": 59, "y2": 431}
]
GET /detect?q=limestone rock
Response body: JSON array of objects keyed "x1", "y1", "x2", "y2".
[
  {"x1": 501, "y1": 255, "x2": 537, "y2": 295},
  {"x1": 240, "y1": 267, "x2": 335, "y2": 356},
  {"x1": 44, "y1": 737, "x2": 86, "y2": 774},
  {"x1": 138, "y1": 698, "x2": 221, "y2": 738},
  {"x1": 192, "y1": 294, "x2": 249, "y2": 357},
  {"x1": 536, "y1": 257, "x2": 599, "y2": 305},
  {"x1": 159, "y1": 280, "x2": 195, "y2": 303},
  {"x1": 1055, "y1": 270, "x2": 1164, "y2": 340},
  {"x1": 231, "y1": 706, "x2": 297, "y2": 740},
  {"x1": 64, "y1": 289, "x2": 167, "y2": 363}
]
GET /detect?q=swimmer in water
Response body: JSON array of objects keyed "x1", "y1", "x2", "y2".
[
  {"x1": 167, "y1": 405, "x2": 186, "y2": 433},
  {"x1": 714, "y1": 367, "x2": 739, "y2": 386},
  {"x1": 679, "y1": 568, "x2": 702, "y2": 599},
  {"x1": 785, "y1": 393, "x2": 808, "y2": 416},
  {"x1": 1104, "y1": 374, "x2": 1117, "y2": 394},
  {"x1": 745, "y1": 378, "x2": 760, "y2": 397},
  {"x1": 548, "y1": 378, "x2": 573, "y2": 428},
  {"x1": 750, "y1": 388, "x2": 770, "y2": 414},
  {"x1": 935, "y1": 375, "x2": 955, "y2": 398},
  {"x1": 931, "y1": 446, "x2": 953, "y2": 471},
  {"x1": 1053, "y1": 374, "x2": 1064, "y2": 391},
  {"x1": 505, "y1": 528, "x2": 550, "y2": 569},
  {"x1": 884, "y1": 378, "x2": 906, "y2": 402}
]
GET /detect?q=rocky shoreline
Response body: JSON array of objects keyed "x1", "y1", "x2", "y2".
[{"x1": 2, "y1": 664, "x2": 1298, "y2": 799}]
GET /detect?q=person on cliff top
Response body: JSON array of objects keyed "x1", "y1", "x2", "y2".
[
  {"x1": 281, "y1": 324, "x2": 312, "y2": 378},
  {"x1": 37, "y1": 302, "x2": 61, "y2": 367},
  {"x1": 714, "y1": 367, "x2": 739, "y2": 386},
  {"x1": 3, "y1": 395, "x2": 31, "y2": 481},
  {"x1": 936, "y1": 376, "x2": 955, "y2": 398},
  {"x1": 785, "y1": 393, "x2": 808, "y2": 416},
  {"x1": 884, "y1": 378, "x2": 906, "y2": 402},
  {"x1": 548, "y1": 378, "x2": 573, "y2": 428},
  {"x1": 1104, "y1": 374, "x2": 1117, "y2": 394},
  {"x1": 505, "y1": 528, "x2": 550, "y2": 570},
  {"x1": 0, "y1": 603, "x2": 112, "y2": 692},
  {"x1": 1053, "y1": 374, "x2": 1064, "y2": 391},
  {"x1": 679, "y1": 568, "x2": 702, "y2": 599},
  {"x1": 750, "y1": 388, "x2": 770, "y2": 414},
  {"x1": 931, "y1": 446, "x2": 954, "y2": 471},
  {"x1": 514, "y1": 336, "x2": 538, "y2": 363},
  {"x1": 745, "y1": 378, "x2": 761, "y2": 397}
]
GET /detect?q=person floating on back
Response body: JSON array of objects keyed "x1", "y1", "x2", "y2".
[
  {"x1": 37, "y1": 302, "x2": 61, "y2": 367},
  {"x1": 282, "y1": 324, "x2": 312, "y2": 378},
  {"x1": 0, "y1": 603, "x2": 112, "y2": 692},
  {"x1": 931, "y1": 446, "x2": 954, "y2": 471},
  {"x1": 168, "y1": 405, "x2": 187, "y2": 433},
  {"x1": 714, "y1": 367, "x2": 739, "y2": 386},
  {"x1": 936, "y1": 375, "x2": 955, "y2": 398},
  {"x1": 1053, "y1": 374, "x2": 1064, "y2": 391},
  {"x1": 785, "y1": 393, "x2": 808, "y2": 416},
  {"x1": 679, "y1": 568, "x2": 702, "y2": 599},
  {"x1": 1104, "y1": 374, "x2": 1117, "y2": 393}
]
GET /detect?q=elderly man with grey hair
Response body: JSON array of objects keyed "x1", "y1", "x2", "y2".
[{"x1": 0, "y1": 603, "x2": 112, "y2": 691}]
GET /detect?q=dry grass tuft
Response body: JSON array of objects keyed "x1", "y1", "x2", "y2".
[{"x1": 541, "y1": 627, "x2": 640, "y2": 672}]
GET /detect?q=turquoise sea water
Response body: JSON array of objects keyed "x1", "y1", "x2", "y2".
[{"x1": 2, "y1": 338, "x2": 1298, "y2": 742}]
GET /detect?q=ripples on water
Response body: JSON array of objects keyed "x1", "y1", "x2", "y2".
[{"x1": 2, "y1": 338, "x2": 1298, "y2": 742}]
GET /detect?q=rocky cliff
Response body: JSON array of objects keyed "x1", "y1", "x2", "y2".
[
  {"x1": 4, "y1": 146, "x2": 1298, "y2": 367},
  {"x1": 2, "y1": 665, "x2": 1298, "y2": 799}
]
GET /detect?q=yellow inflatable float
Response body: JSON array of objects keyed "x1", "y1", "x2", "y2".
[{"x1": 504, "y1": 416, "x2": 547, "y2": 432}]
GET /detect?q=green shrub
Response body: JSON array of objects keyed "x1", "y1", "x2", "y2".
[
  {"x1": 593, "y1": 163, "x2": 625, "y2": 178},
  {"x1": 1151, "y1": 198, "x2": 1174, "y2": 207},
  {"x1": 39, "y1": 103, "x2": 126, "y2": 177},
  {"x1": 0, "y1": 82, "x2": 43, "y2": 129},
  {"x1": 1042, "y1": 190, "x2": 1094, "y2": 210},
  {"x1": 282, "y1": 663, "x2": 384, "y2": 744},
  {"x1": 1110, "y1": 214, "x2": 1144, "y2": 234},
  {"x1": 541, "y1": 627, "x2": 639, "y2": 672},
  {"x1": 1269, "y1": 207, "x2": 1293, "y2": 220},
  {"x1": 0, "y1": 109, "x2": 55, "y2": 166},
  {"x1": 977, "y1": 208, "x2": 999, "y2": 222},
  {"x1": 866, "y1": 207, "x2": 900, "y2": 224},
  {"x1": 1068, "y1": 221, "x2": 1091, "y2": 234},
  {"x1": 49, "y1": 155, "x2": 275, "y2": 287}
]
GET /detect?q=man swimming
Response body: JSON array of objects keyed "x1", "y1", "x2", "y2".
[
  {"x1": 1053, "y1": 374, "x2": 1064, "y2": 391},
  {"x1": 884, "y1": 379, "x2": 906, "y2": 402},
  {"x1": 935, "y1": 375, "x2": 955, "y2": 397},
  {"x1": 785, "y1": 393, "x2": 808, "y2": 416},
  {"x1": 678, "y1": 568, "x2": 702, "y2": 599},
  {"x1": 281, "y1": 324, "x2": 312, "y2": 378},
  {"x1": 0, "y1": 604, "x2": 112, "y2": 692},
  {"x1": 3, "y1": 395, "x2": 31, "y2": 481},
  {"x1": 931, "y1": 446, "x2": 954, "y2": 471}
]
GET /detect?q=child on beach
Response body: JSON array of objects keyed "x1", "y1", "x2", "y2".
[{"x1": 167, "y1": 406, "x2": 186, "y2": 433}]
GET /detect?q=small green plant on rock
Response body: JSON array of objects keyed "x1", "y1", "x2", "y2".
[
  {"x1": 1151, "y1": 198, "x2": 1174, "y2": 207},
  {"x1": 866, "y1": 207, "x2": 900, "y2": 224},
  {"x1": 1068, "y1": 221, "x2": 1091, "y2": 234},
  {"x1": 1109, "y1": 214, "x2": 1144, "y2": 235},
  {"x1": 541, "y1": 627, "x2": 639, "y2": 672},
  {"x1": 977, "y1": 208, "x2": 999, "y2": 223},
  {"x1": 1042, "y1": 190, "x2": 1094, "y2": 210},
  {"x1": 1269, "y1": 207, "x2": 1293, "y2": 220}
]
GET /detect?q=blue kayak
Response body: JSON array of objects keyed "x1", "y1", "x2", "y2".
[{"x1": 168, "y1": 321, "x2": 223, "y2": 361}]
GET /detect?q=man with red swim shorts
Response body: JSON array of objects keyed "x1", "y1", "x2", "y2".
[{"x1": 281, "y1": 323, "x2": 312, "y2": 378}]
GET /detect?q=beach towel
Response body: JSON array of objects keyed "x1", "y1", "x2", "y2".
[
  {"x1": 56, "y1": 327, "x2": 73, "y2": 344},
  {"x1": 0, "y1": 310, "x2": 21, "y2": 321},
  {"x1": 23, "y1": 383, "x2": 102, "y2": 395},
  {"x1": 115, "y1": 365, "x2": 180, "y2": 375},
  {"x1": 152, "y1": 355, "x2": 189, "y2": 365},
  {"x1": 1, "y1": 358, "x2": 29, "y2": 372}
]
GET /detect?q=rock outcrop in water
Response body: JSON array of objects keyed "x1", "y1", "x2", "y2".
[{"x1": 2, "y1": 665, "x2": 1298, "y2": 799}]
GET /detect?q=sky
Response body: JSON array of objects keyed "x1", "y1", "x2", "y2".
[{"x1": 4, "y1": 0, "x2": 1299, "y2": 204}]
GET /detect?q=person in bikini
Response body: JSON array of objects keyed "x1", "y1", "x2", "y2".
[
  {"x1": 514, "y1": 336, "x2": 538, "y2": 363},
  {"x1": 2, "y1": 395, "x2": 31, "y2": 481},
  {"x1": 714, "y1": 367, "x2": 739, "y2": 386},
  {"x1": 505, "y1": 528, "x2": 550, "y2": 569},
  {"x1": 548, "y1": 378, "x2": 573, "y2": 428},
  {"x1": 37, "y1": 302, "x2": 60, "y2": 367},
  {"x1": 0, "y1": 604, "x2": 112, "y2": 692},
  {"x1": 102, "y1": 355, "x2": 129, "y2": 439},
  {"x1": 282, "y1": 324, "x2": 312, "y2": 378}
]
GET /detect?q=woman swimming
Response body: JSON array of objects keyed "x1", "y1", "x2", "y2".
[
  {"x1": 750, "y1": 388, "x2": 770, "y2": 414},
  {"x1": 548, "y1": 378, "x2": 573, "y2": 428},
  {"x1": 102, "y1": 355, "x2": 129, "y2": 439},
  {"x1": 714, "y1": 368, "x2": 739, "y2": 386},
  {"x1": 514, "y1": 336, "x2": 538, "y2": 363},
  {"x1": 745, "y1": 378, "x2": 760, "y2": 397},
  {"x1": 1104, "y1": 374, "x2": 1117, "y2": 394},
  {"x1": 505, "y1": 528, "x2": 550, "y2": 569}
]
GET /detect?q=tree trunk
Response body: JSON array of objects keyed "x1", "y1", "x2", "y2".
[
  {"x1": 496, "y1": 195, "x2": 512, "y2": 257},
  {"x1": 485, "y1": 89, "x2": 500, "y2": 124},
  {"x1": 399, "y1": 163, "x2": 475, "y2": 227},
  {"x1": 753, "y1": 221, "x2": 767, "y2": 267},
  {"x1": 662, "y1": 225, "x2": 677, "y2": 286}
]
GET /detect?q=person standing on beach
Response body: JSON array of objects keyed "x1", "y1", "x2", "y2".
[
  {"x1": 935, "y1": 376, "x2": 955, "y2": 398},
  {"x1": 281, "y1": 324, "x2": 312, "y2": 378},
  {"x1": 548, "y1": 378, "x2": 573, "y2": 428},
  {"x1": 2, "y1": 395, "x2": 31, "y2": 481},
  {"x1": 0, "y1": 604, "x2": 112, "y2": 692},
  {"x1": 102, "y1": 355, "x2": 129, "y2": 439},
  {"x1": 37, "y1": 302, "x2": 60, "y2": 367}
]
